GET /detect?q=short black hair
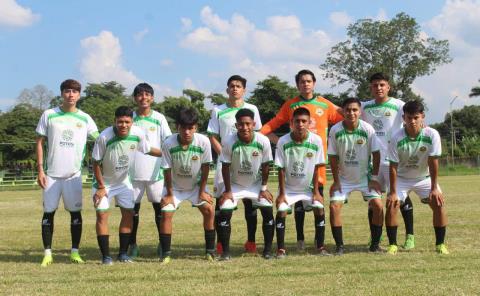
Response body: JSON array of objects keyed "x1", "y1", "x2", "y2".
[
  {"x1": 115, "y1": 106, "x2": 134, "y2": 118},
  {"x1": 369, "y1": 72, "x2": 390, "y2": 83},
  {"x1": 60, "y1": 79, "x2": 81, "y2": 92},
  {"x1": 292, "y1": 107, "x2": 310, "y2": 118},
  {"x1": 227, "y1": 75, "x2": 247, "y2": 88},
  {"x1": 403, "y1": 100, "x2": 424, "y2": 114},
  {"x1": 133, "y1": 83, "x2": 154, "y2": 97},
  {"x1": 235, "y1": 108, "x2": 255, "y2": 121},
  {"x1": 295, "y1": 69, "x2": 316, "y2": 84},
  {"x1": 342, "y1": 97, "x2": 362, "y2": 108},
  {"x1": 176, "y1": 107, "x2": 199, "y2": 126}
]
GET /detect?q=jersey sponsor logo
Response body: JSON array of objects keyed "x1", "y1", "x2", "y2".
[
  {"x1": 60, "y1": 129, "x2": 75, "y2": 147},
  {"x1": 372, "y1": 119, "x2": 384, "y2": 130},
  {"x1": 306, "y1": 152, "x2": 314, "y2": 158},
  {"x1": 178, "y1": 164, "x2": 193, "y2": 178},
  {"x1": 344, "y1": 148, "x2": 359, "y2": 166},
  {"x1": 290, "y1": 161, "x2": 305, "y2": 178},
  {"x1": 116, "y1": 155, "x2": 130, "y2": 171},
  {"x1": 252, "y1": 151, "x2": 259, "y2": 157},
  {"x1": 192, "y1": 155, "x2": 199, "y2": 161},
  {"x1": 239, "y1": 160, "x2": 253, "y2": 175},
  {"x1": 406, "y1": 155, "x2": 419, "y2": 169},
  {"x1": 419, "y1": 146, "x2": 427, "y2": 152}
]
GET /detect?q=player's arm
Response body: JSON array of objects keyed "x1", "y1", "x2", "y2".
[
  {"x1": 328, "y1": 155, "x2": 341, "y2": 196},
  {"x1": 369, "y1": 151, "x2": 382, "y2": 194},
  {"x1": 276, "y1": 167, "x2": 287, "y2": 208},
  {"x1": 161, "y1": 168, "x2": 174, "y2": 207},
  {"x1": 198, "y1": 163, "x2": 212, "y2": 204},
  {"x1": 258, "y1": 162, "x2": 273, "y2": 202},
  {"x1": 208, "y1": 135, "x2": 222, "y2": 155},
  {"x1": 387, "y1": 162, "x2": 399, "y2": 206},
  {"x1": 147, "y1": 147, "x2": 162, "y2": 157},
  {"x1": 35, "y1": 136, "x2": 47, "y2": 189},
  {"x1": 260, "y1": 102, "x2": 290, "y2": 143},
  {"x1": 312, "y1": 164, "x2": 324, "y2": 203},
  {"x1": 92, "y1": 160, "x2": 106, "y2": 207},
  {"x1": 428, "y1": 156, "x2": 444, "y2": 207},
  {"x1": 221, "y1": 162, "x2": 233, "y2": 204}
]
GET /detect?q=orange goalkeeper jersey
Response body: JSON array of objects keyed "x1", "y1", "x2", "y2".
[{"x1": 260, "y1": 96, "x2": 343, "y2": 185}]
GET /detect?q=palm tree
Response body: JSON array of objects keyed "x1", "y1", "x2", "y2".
[{"x1": 469, "y1": 79, "x2": 480, "y2": 98}]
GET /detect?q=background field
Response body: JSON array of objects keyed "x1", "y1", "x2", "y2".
[{"x1": 1, "y1": 176, "x2": 479, "y2": 296}]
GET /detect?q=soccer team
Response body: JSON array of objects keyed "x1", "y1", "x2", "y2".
[{"x1": 35, "y1": 70, "x2": 449, "y2": 266}]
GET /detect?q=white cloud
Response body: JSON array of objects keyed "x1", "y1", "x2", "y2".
[
  {"x1": 329, "y1": 11, "x2": 352, "y2": 27},
  {"x1": 181, "y1": 17, "x2": 192, "y2": 32},
  {"x1": 374, "y1": 8, "x2": 388, "y2": 21},
  {"x1": 0, "y1": 0, "x2": 40, "y2": 28},
  {"x1": 133, "y1": 28, "x2": 149, "y2": 43},
  {"x1": 183, "y1": 78, "x2": 197, "y2": 90},
  {"x1": 160, "y1": 59, "x2": 173, "y2": 66}
]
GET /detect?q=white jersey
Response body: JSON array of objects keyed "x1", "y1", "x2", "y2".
[
  {"x1": 220, "y1": 132, "x2": 272, "y2": 188},
  {"x1": 275, "y1": 132, "x2": 325, "y2": 193},
  {"x1": 207, "y1": 102, "x2": 262, "y2": 144},
  {"x1": 361, "y1": 98, "x2": 404, "y2": 165},
  {"x1": 36, "y1": 107, "x2": 98, "y2": 178},
  {"x1": 131, "y1": 110, "x2": 172, "y2": 181},
  {"x1": 92, "y1": 126, "x2": 150, "y2": 188},
  {"x1": 327, "y1": 120, "x2": 381, "y2": 184},
  {"x1": 162, "y1": 133, "x2": 212, "y2": 191},
  {"x1": 388, "y1": 127, "x2": 441, "y2": 180}
]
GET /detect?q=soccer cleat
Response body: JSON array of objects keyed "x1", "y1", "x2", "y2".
[
  {"x1": 334, "y1": 245, "x2": 345, "y2": 256},
  {"x1": 102, "y1": 256, "x2": 113, "y2": 265},
  {"x1": 117, "y1": 253, "x2": 134, "y2": 263},
  {"x1": 216, "y1": 242, "x2": 223, "y2": 255},
  {"x1": 436, "y1": 244, "x2": 449, "y2": 255},
  {"x1": 403, "y1": 234, "x2": 415, "y2": 250},
  {"x1": 316, "y1": 246, "x2": 332, "y2": 256},
  {"x1": 262, "y1": 252, "x2": 273, "y2": 260},
  {"x1": 128, "y1": 243, "x2": 139, "y2": 258},
  {"x1": 70, "y1": 251, "x2": 85, "y2": 264},
  {"x1": 367, "y1": 234, "x2": 384, "y2": 247},
  {"x1": 369, "y1": 245, "x2": 383, "y2": 253},
  {"x1": 386, "y1": 245, "x2": 398, "y2": 255},
  {"x1": 276, "y1": 249, "x2": 287, "y2": 259},
  {"x1": 41, "y1": 254, "x2": 53, "y2": 267},
  {"x1": 205, "y1": 253, "x2": 215, "y2": 261},
  {"x1": 244, "y1": 241, "x2": 257, "y2": 253},
  {"x1": 296, "y1": 240, "x2": 305, "y2": 251},
  {"x1": 217, "y1": 253, "x2": 232, "y2": 261},
  {"x1": 161, "y1": 256, "x2": 171, "y2": 264}
]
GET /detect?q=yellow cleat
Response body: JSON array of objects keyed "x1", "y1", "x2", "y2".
[
  {"x1": 161, "y1": 256, "x2": 171, "y2": 265},
  {"x1": 386, "y1": 245, "x2": 398, "y2": 255},
  {"x1": 41, "y1": 254, "x2": 53, "y2": 267},
  {"x1": 436, "y1": 244, "x2": 450, "y2": 255},
  {"x1": 70, "y1": 251, "x2": 85, "y2": 264}
]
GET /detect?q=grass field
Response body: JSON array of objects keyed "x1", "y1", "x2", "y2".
[{"x1": 1, "y1": 175, "x2": 479, "y2": 296}]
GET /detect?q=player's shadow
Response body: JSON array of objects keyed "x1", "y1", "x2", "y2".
[{"x1": 0, "y1": 247, "x2": 104, "y2": 264}]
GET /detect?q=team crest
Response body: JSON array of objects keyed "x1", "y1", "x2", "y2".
[
  {"x1": 306, "y1": 152, "x2": 313, "y2": 158},
  {"x1": 385, "y1": 111, "x2": 391, "y2": 117},
  {"x1": 419, "y1": 146, "x2": 427, "y2": 152},
  {"x1": 357, "y1": 139, "x2": 364, "y2": 145},
  {"x1": 130, "y1": 144, "x2": 136, "y2": 150},
  {"x1": 149, "y1": 126, "x2": 156, "y2": 132},
  {"x1": 316, "y1": 108, "x2": 324, "y2": 116},
  {"x1": 192, "y1": 155, "x2": 199, "y2": 161},
  {"x1": 76, "y1": 122, "x2": 82, "y2": 128},
  {"x1": 252, "y1": 151, "x2": 259, "y2": 157}
]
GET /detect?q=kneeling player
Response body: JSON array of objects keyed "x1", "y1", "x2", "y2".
[
  {"x1": 274, "y1": 107, "x2": 326, "y2": 258},
  {"x1": 328, "y1": 98, "x2": 383, "y2": 255},
  {"x1": 386, "y1": 100, "x2": 448, "y2": 255},
  {"x1": 92, "y1": 106, "x2": 162, "y2": 264},
  {"x1": 159, "y1": 108, "x2": 215, "y2": 263},
  {"x1": 217, "y1": 108, "x2": 275, "y2": 260}
]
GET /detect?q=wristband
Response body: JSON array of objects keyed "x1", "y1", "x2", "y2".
[{"x1": 261, "y1": 185, "x2": 268, "y2": 191}]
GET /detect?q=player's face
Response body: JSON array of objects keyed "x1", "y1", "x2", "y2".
[
  {"x1": 61, "y1": 89, "x2": 81, "y2": 107},
  {"x1": 291, "y1": 114, "x2": 310, "y2": 135},
  {"x1": 370, "y1": 79, "x2": 390, "y2": 101},
  {"x1": 403, "y1": 112, "x2": 425, "y2": 133},
  {"x1": 296, "y1": 74, "x2": 316, "y2": 97},
  {"x1": 343, "y1": 102, "x2": 361, "y2": 124},
  {"x1": 134, "y1": 91, "x2": 154, "y2": 109},
  {"x1": 227, "y1": 80, "x2": 245, "y2": 100},
  {"x1": 178, "y1": 124, "x2": 197, "y2": 144},
  {"x1": 115, "y1": 116, "x2": 133, "y2": 137},
  {"x1": 235, "y1": 116, "x2": 255, "y2": 142}
]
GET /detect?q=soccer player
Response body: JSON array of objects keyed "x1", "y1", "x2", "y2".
[
  {"x1": 261, "y1": 69, "x2": 343, "y2": 253},
  {"x1": 217, "y1": 108, "x2": 275, "y2": 260},
  {"x1": 159, "y1": 108, "x2": 215, "y2": 263},
  {"x1": 385, "y1": 100, "x2": 448, "y2": 255},
  {"x1": 92, "y1": 106, "x2": 162, "y2": 264},
  {"x1": 274, "y1": 107, "x2": 326, "y2": 258},
  {"x1": 129, "y1": 83, "x2": 172, "y2": 258},
  {"x1": 361, "y1": 72, "x2": 415, "y2": 249},
  {"x1": 328, "y1": 98, "x2": 383, "y2": 255},
  {"x1": 207, "y1": 75, "x2": 262, "y2": 254},
  {"x1": 36, "y1": 79, "x2": 98, "y2": 267}
]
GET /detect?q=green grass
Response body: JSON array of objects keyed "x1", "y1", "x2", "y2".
[{"x1": 1, "y1": 176, "x2": 479, "y2": 295}]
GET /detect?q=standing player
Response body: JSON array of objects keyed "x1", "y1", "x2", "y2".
[
  {"x1": 328, "y1": 98, "x2": 383, "y2": 255},
  {"x1": 129, "y1": 83, "x2": 172, "y2": 258},
  {"x1": 159, "y1": 108, "x2": 215, "y2": 263},
  {"x1": 385, "y1": 101, "x2": 448, "y2": 255},
  {"x1": 92, "y1": 106, "x2": 162, "y2": 264},
  {"x1": 36, "y1": 79, "x2": 98, "y2": 267},
  {"x1": 261, "y1": 69, "x2": 343, "y2": 253},
  {"x1": 207, "y1": 75, "x2": 262, "y2": 254},
  {"x1": 361, "y1": 72, "x2": 415, "y2": 249},
  {"x1": 274, "y1": 108, "x2": 325, "y2": 258},
  {"x1": 217, "y1": 109, "x2": 275, "y2": 260}
]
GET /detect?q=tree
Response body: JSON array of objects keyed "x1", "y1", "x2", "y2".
[
  {"x1": 208, "y1": 93, "x2": 227, "y2": 106},
  {"x1": 16, "y1": 85, "x2": 54, "y2": 110},
  {"x1": 469, "y1": 80, "x2": 480, "y2": 98},
  {"x1": 320, "y1": 12, "x2": 451, "y2": 102}
]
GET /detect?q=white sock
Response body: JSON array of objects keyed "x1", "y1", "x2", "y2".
[
  {"x1": 44, "y1": 249, "x2": 52, "y2": 256},
  {"x1": 71, "y1": 248, "x2": 79, "y2": 253}
]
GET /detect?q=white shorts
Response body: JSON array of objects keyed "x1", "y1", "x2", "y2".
[
  {"x1": 43, "y1": 172, "x2": 83, "y2": 213},
  {"x1": 395, "y1": 177, "x2": 442, "y2": 204},
  {"x1": 219, "y1": 183, "x2": 273, "y2": 211},
  {"x1": 330, "y1": 180, "x2": 381, "y2": 204},
  {"x1": 132, "y1": 180, "x2": 164, "y2": 203},
  {"x1": 213, "y1": 160, "x2": 224, "y2": 198},
  {"x1": 93, "y1": 184, "x2": 135, "y2": 211},
  {"x1": 161, "y1": 187, "x2": 209, "y2": 212},
  {"x1": 377, "y1": 165, "x2": 390, "y2": 193},
  {"x1": 277, "y1": 190, "x2": 324, "y2": 213}
]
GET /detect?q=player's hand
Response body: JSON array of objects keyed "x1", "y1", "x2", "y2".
[
  {"x1": 219, "y1": 191, "x2": 233, "y2": 206},
  {"x1": 313, "y1": 192, "x2": 324, "y2": 204},
  {"x1": 258, "y1": 189, "x2": 273, "y2": 203},
  {"x1": 199, "y1": 191, "x2": 213, "y2": 205},
  {"x1": 93, "y1": 188, "x2": 107, "y2": 208},
  {"x1": 386, "y1": 192, "x2": 399, "y2": 208},
  {"x1": 161, "y1": 194, "x2": 174, "y2": 208},
  {"x1": 329, "y1": 181, "x2": 341, "y2": 197},
  {"x1": 37, "y1": 170, "x2": 47, "y2": 189},
  {"x1": 275, "y1": 194, "x2": 286, "y2": 208},
  {"x1": 368, "y1": 180, "x2": 382, "y2": 195},
  {"x1": 429, "y1": 188, "x2": 444, "y2": 207}
]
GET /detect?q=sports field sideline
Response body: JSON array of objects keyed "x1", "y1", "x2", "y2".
[{"x1": 1, "y1": 175, "x2": 479, "y2": 295}]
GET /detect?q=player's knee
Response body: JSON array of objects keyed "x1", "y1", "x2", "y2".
[
  {"x1": 70, "y1": 211, "x2": 82, "y2": 225},
  {"x1": 42, "y1": 211, "x2": 55, "y2": 225}
]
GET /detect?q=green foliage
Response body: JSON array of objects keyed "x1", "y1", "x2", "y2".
[
  {"x1": 208, "y1": 93, "x2": 228, "y2": 106},
  {"x1": 320, "y1": 12, "x2": 451, "y2": 102},
  {"x1": 469, "y1": 80, "x2": 480, "y2": 98}
]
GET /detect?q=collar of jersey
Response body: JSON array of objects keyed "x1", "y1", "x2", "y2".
[
  {"x1": 113, "y1": 127, "x2": 131, "y2": 139},
  {"x1": 226, "y1": 100, "x2": 245, "y2": 109},
  {"x1": 342, "y1": 120, "x2": 361, "y2": 133},
  {"x1": 372, "y1": 97, "x2": 392, "y2": 106},
  {"x1": 299, "y1": 95, "x2": 317, "y2": 102},
  {"x1": 289, "y1": 131, "x2": 310, "y2": 143},
  {"x1": 176, "y1": 134, "x2": 195, "y2": 149},
  {"x1": 135, "y1": 109, "x2": 152, "y2": 118},
  {"x1": 58, "y1": 106, "x2": 79, "y2": 114},
  {"x1": 236, "y1": 132, "x2": 256, "y2": 145},
  {"x1": 404, "y1": 127, "x2": 424, "y2": 140}
]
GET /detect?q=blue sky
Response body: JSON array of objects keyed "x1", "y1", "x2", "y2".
[{"x1": 1, "y1": 0, "x2": 479, "y2": 123}]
